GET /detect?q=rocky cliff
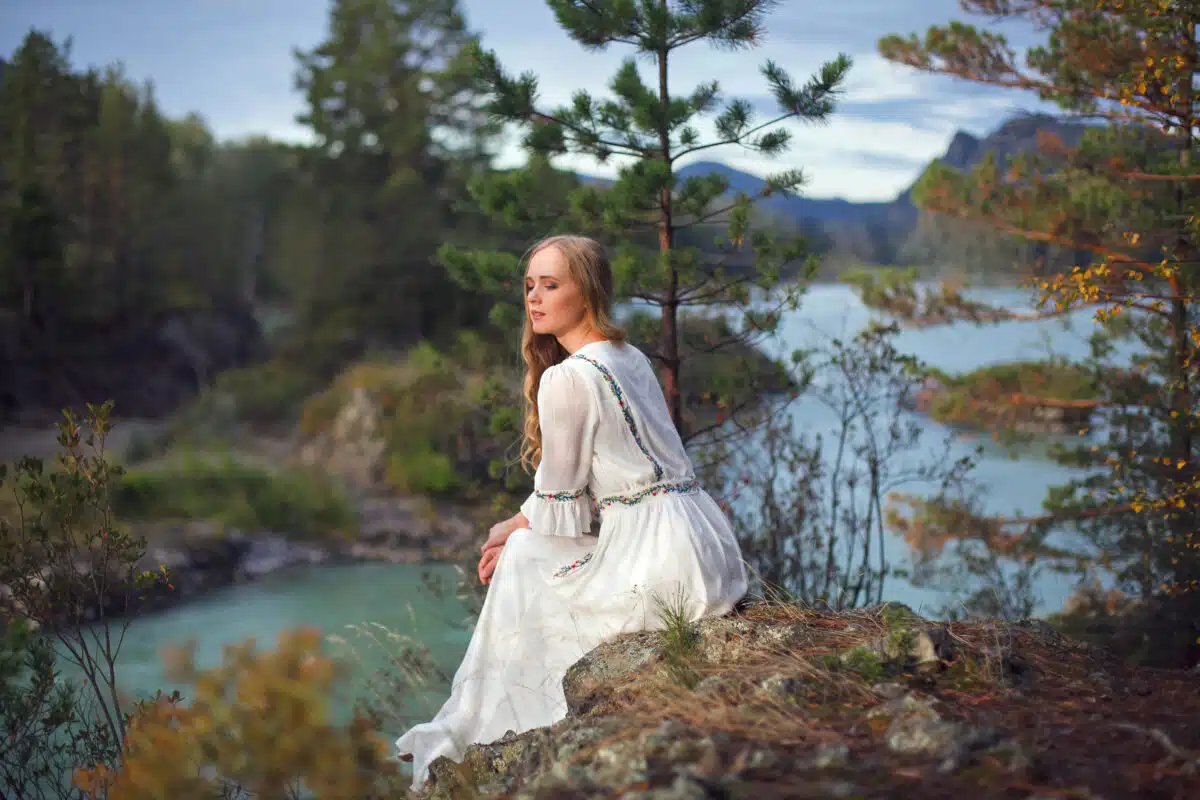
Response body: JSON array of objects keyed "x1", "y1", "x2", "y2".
[
  {"x1": 578, "y1": 114, "x2": 1093, "y2": 268},
  {"x1": 418, "y1": 603, "x2": 1199, "y2": 799},
  {"x1": 0, "y1": 305, "x2": 266, "y2": 423}
]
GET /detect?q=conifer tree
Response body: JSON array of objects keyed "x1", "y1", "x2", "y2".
[
  {"x1": 441, "y1": 0, "x2": 852, "y2": 435},
  {"x1": 292, "y1": 0, "x2": 491, "y2": 354},
  {"x1": 872, "y1": 0, "x2": 1199, "y2": 664}
]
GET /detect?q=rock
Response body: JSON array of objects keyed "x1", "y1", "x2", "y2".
[
  {"x1": 412, "y1": 604, "x2": 1191, "y2": 798},
  {"x1": 858, "y1": 626, "x2": 952, "y2": 667},
  {"x1": 758, "y1": 673, "x2": 802, "y2": 702},
  {"x1": 807, "y1": 741, "x2": 850, "y2": 770},
  {"x1": 563, "y1": 631, "x2": 662, "y2": 716},
  {"x1": 691, "y1": 675, "x2": 726, "y2": 696},
  {"x1": 870, "y1": 692, "x2": 1003, "y2": 771},
  {"x1": 692, "y1": 614, "x2": 806, "y2": 662},
  {"x1": 299, "y1": 387, "x2": 388, "y2": 491}
]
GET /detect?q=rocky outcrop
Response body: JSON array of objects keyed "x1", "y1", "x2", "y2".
[
  {"x1": 0, "y1": 305, "x2": 266, "y2": 423},
  {"x1": 418, "y1": 604, "x2": 1200, "y2": 799},
  {"x1": 298, "y1": 386, "x2": 388, "y2": 490}
]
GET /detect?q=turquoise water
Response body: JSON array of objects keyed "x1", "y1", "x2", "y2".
[
  {"x1": 65, "y1": 284, "x2": 1104, "y2": 712},
  {"x1": 83, "y1": 563, "x2": 472, "y2": 705}
]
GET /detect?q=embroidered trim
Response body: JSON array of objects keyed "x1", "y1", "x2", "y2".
[
  {"x1": 534, "y1": 487, "x2": 587, "y2": 502},
  {"x1": 595, "y1": 479, "x2": 699, "y2": 510},
  {"x1": 569, "y1": 354, "x2": 664, "y2": 482},
  {"x1": 552, "y1": 551, "x2": 593, "y2": 578}
]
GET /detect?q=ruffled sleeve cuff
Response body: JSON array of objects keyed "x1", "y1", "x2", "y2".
[{"x1": 520, "y1": 487, "x2": 592, "y2": 538}]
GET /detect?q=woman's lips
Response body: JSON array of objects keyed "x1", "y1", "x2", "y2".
[{"x1": 530, "y1": 311, "x2": 545, "y2": 320}]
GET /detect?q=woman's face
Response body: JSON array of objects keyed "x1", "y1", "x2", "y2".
[{"x1": 526, "y1": 245, "x2": 588, "y2": 337}]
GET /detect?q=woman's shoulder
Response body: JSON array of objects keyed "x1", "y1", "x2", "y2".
[
  {"x1": 567, "y1": 340, "x2": 660, "y2": 398},
  {"x1": 539, "y1": 356, "x2": 601, "y2": 398}
]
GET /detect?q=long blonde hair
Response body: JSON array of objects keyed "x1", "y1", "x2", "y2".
[{"x1": 520, "y1": 234, "x2": 626, "y2": 472}]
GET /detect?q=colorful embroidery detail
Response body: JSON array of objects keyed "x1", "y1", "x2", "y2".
[
  {"x1": 535, "y1": 487, "x2": 587, "y2": 502},
  {"x1": 570, "y1": 354, "x2": 664, "y2": 482},
  {"x1": 552, "y1": 550, "x2": 593, "y2": 578},
  {"x1": 595, "y1": 479, "x2": 699, "y2": 511}
]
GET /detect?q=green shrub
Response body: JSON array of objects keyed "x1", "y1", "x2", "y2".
[
  {"x1": 300, "y1": 331, "x2": 526, "y2": 501},
  {"x1": 1, "y1": 405, "x2": 167, "y2": 793},
  {"x1": 112, "y1": 454, "x2": 357, "y2": 541},
  {"x1": 923, "y1": 359, "x2": 1101, "y2": 430},
  {"x1": 212, "y1": 361, "x2": 324, "y2": 425},
  {"x1": 166, "y1": 360, "x2": 325, "y2": 445}
]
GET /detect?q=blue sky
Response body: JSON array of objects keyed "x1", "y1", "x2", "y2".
[{"x1": 0, "y1": 0, "x2": 1053, "y2": 202}]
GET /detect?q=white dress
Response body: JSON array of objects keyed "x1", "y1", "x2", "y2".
[{"x1": 394, "y1": 340, "x2": 748, "y2": 790}]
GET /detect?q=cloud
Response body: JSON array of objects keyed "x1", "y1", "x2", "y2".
[
  {"x1": 474, "y1": 2, "x2": 1055, "y2": 200},
  {"x1": 0, "y1": 0, "x2": 1057, "y2": 202}
]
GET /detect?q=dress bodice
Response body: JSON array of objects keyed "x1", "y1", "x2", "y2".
[{"x1": 519, "y1": 340, "x2": 698, "y2": 537}]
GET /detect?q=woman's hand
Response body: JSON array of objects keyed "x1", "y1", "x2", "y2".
[
  {"x1": 477, "y1": 513, "x2": 529, "y2": 585},
  {"x1": 477, "y1": 546, "x2": 502, "y2": 585},
  {"x1": 481, "y1": 517, "x2": 516, "y2": 555},
  {"x1": 478, "y1": 517, "x2": 515, "y2": 585}
]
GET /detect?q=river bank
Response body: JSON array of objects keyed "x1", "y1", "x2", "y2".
[
  {"x1": 0, "y1": 491, "x2": 484, "y2": 631},
  {"x1": 123, "y1": 492, "x2": 481, "y2": 622},
  {"x1": 0, "y1": 414, "x2": 487, "y2": 629}
]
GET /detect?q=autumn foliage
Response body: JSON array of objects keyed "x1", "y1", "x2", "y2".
[
  {"x1": 873, "y1": 0, "x2": 1200, "y2": 663},
  {"x1": 73, "y1": 628, "x2": 406, "y2": 799}
]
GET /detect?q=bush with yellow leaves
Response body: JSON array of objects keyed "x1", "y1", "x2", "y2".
[{"x1": 73, "y1": 627, "x2": 409, "y2": 799}]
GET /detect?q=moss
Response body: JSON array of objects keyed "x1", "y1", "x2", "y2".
[
  {"x1": 838, "y1": 646, "x2": 888, "y2": 683},
  {"x1": 879, "y1": 602, "x2": 922, "y2": 629}
]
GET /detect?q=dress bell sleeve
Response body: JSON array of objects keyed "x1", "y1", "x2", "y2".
[{"x1": 519, "y1": 363, "x2": 596, "y2": 537}]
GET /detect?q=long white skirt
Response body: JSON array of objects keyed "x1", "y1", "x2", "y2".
[{"x1": 394, "y1": 491, "x2": 747, "y2": 791}]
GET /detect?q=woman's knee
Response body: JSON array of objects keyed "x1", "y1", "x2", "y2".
[{"x1": 499, "y1": 527, "x2": 535, "y2": 560}]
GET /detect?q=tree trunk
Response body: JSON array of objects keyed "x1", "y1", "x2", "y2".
[
  {"x1": 1164, "y1": 15, "x2": 1198, "y2": 664},
  {"x1": 656, "y1": 0, "x2": 682, "y2": 433}
]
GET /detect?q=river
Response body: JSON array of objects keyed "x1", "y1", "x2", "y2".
[{"x1": 66, "y1": 283, "x2": 1103, "y2": 720}]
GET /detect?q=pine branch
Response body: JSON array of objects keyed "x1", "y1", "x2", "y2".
[
  {"x1": 672, "y1": 111, "x2": 801, "y2": 160},
  {"x1": 677, "y1": 273, "x2": 762, "y2": 304},
  {"x1": 995, "y1": 502, "x2": 1137, "y2": 534},
  {"x1": 529, "y1": 110, "x2": 651, "y2": 157},
  {"x1": 919, "y1": 203, "x2": 1162, "y2": 274}
]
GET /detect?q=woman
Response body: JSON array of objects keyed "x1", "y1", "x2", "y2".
[{"x1": 395, "y1": 234, "x2": 748, "y2": 790}]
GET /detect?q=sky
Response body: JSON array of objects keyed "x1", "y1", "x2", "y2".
[{"x1": 0, "y1": 0, "x2": 1055, "y2": 202}]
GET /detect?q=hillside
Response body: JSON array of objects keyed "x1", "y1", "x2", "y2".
[{"x1": 578, "y1": 114, "x2": 1091, "y2": 270}]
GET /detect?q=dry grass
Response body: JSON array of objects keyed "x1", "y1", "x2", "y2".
[
  {"x1": 614, "y1": 602, "x2": 910, "y2": 741},
  {"x1": 529, "y1": 597, "x2": 1200, "y2": 799}
]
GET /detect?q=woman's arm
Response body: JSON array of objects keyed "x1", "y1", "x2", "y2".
[{"x1": 518, "y1": 363, "x2": 598, "y2": 537}]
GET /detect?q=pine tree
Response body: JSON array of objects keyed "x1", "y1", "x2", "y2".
[
  {"x1": 292, "y1": 0, "x2": 492, "y2": 356},
  {"x1": 872, "y1": 0, "x2": 1200, "y2": 664},
  {"x1": 442, "y1": 0, "x2": 851, "y2": 435}
]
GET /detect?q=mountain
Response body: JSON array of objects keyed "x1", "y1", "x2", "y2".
[{"x1": 576, "y1": 114, "x2": 1091, "y2": 268}]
